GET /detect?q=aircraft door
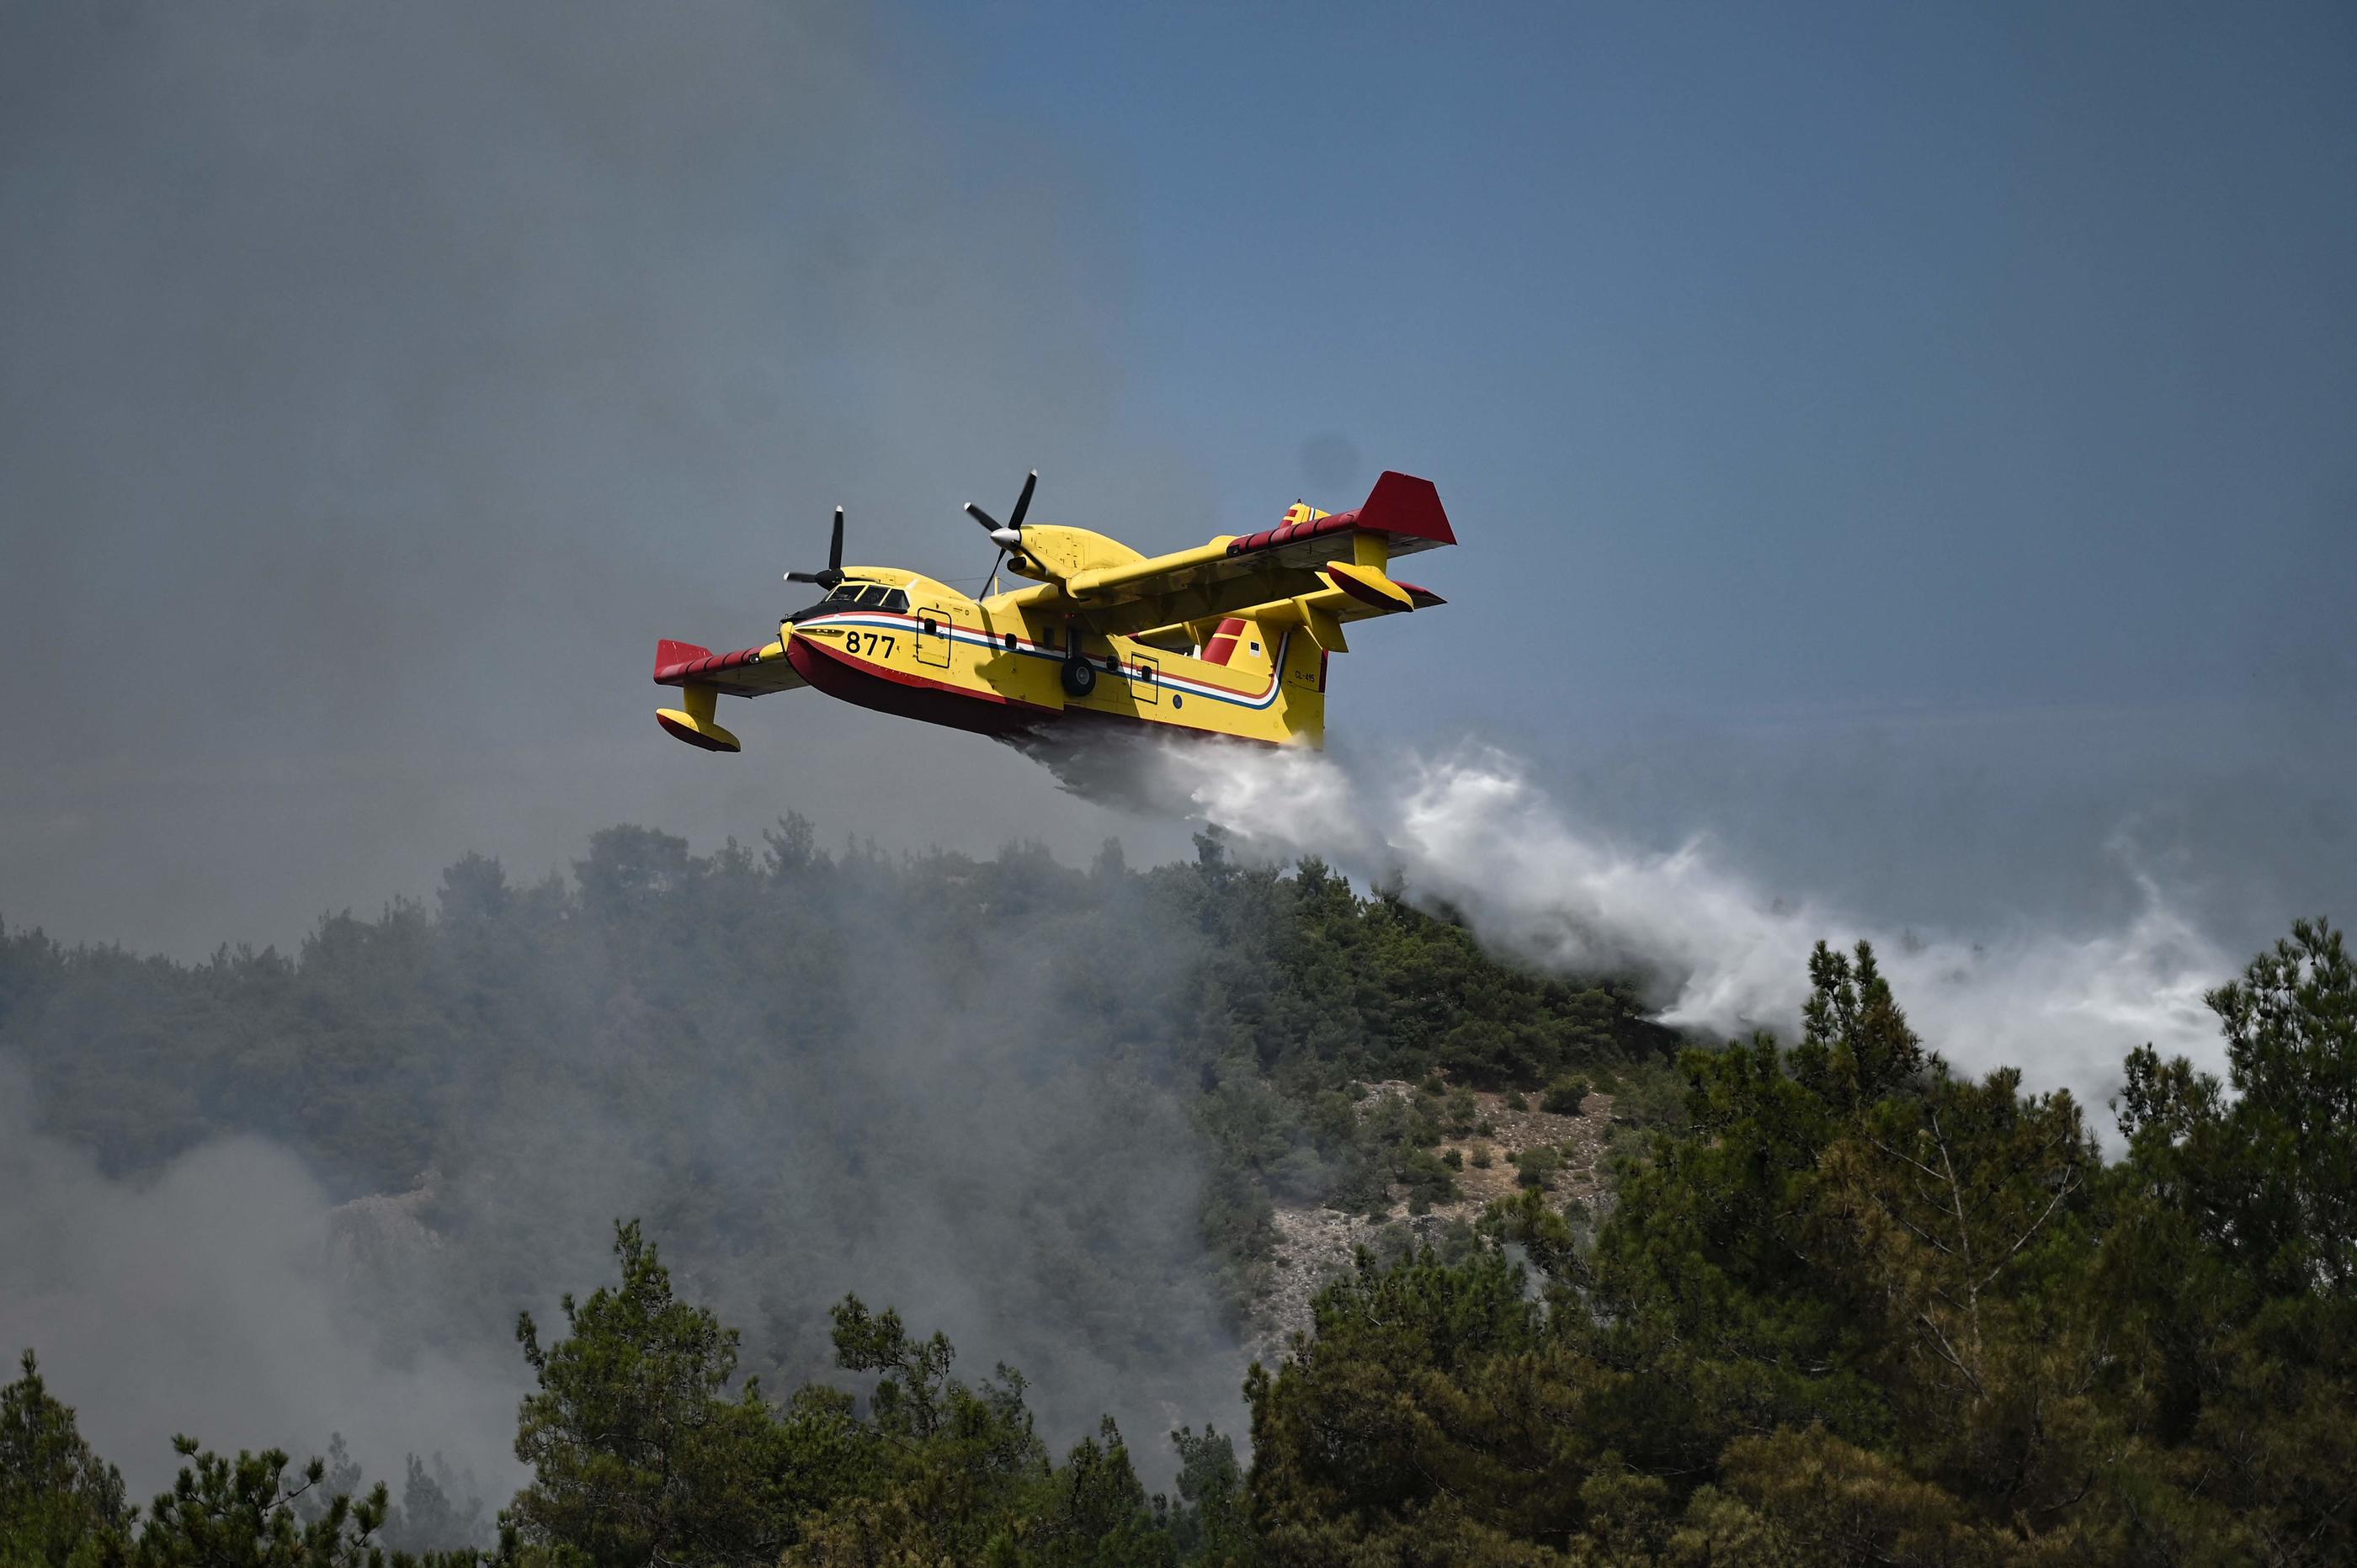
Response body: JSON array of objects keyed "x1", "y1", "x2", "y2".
[
  {"x1": 915, "y1": 605, "x2": 953, "y2": 669},
  {"x1": 1131, "y1": 654, "x2": 1158, "y2": 704}
]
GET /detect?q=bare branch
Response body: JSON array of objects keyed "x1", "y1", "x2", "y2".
[
  {"x1": 1976, "y1": 1166, "x2": 2083, "y2": 1295},
  {"x1": 1913, "y1": 1310, "x2": 1987, "y2": 1401}
]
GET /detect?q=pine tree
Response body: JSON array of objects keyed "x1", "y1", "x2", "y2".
[{"x1": 1, "y1": 1350, "x2": 130, "y2": 1568}]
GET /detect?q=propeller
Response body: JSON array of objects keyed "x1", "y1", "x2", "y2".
[
  {"x1": 784, "y1": 506, "x2": 848, "y2": 590},
  {"x1": 964, "y1": 470, "x2": 1037, "y2": 595}
]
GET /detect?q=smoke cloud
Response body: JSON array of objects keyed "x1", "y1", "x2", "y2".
[
  {"x1": 3, "y1": 1, "x2": 1222, "y2": 1513},
  {"x1": 1, "y1": 832, "x2": 1245, "y2": 1502},
  {"x1": 1147, "y1": 740, "x2": 2231, "y2": 1121},
  {"x1": 0, "y1": 1065, "x2": 524, "y2": 1509},
  {"x1": 0, "y1": 0, "x2": 1199, "y2": 959}
]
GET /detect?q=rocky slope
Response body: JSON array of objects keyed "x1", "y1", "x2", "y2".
[{"x1": 1250, "y1": 1082, "x2": 1615, "y2": 1362}]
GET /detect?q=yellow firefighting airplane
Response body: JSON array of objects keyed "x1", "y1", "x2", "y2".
[{"x1": 652, "y1": 470, "x2": 1454, "y2": 752}]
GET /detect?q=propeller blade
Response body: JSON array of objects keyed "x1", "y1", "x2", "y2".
[
  {"x1": 970, "y1": 472, "x2": 1037, "y2": 595},
  {"x1": 786, "y1": 507, "x2": 848, "y2": 589}
]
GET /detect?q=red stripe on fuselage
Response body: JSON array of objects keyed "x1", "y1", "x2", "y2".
[
  {"x1": 785, "y1": 631, "x2": 1289, "y2": 744},
  {"x1": 787, "y1": 633, "x2": 1048, "y2": 738}
]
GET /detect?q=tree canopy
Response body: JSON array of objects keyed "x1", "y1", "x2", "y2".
[
  {"x1": 1242, "y1": 922, "x2": 2357, "y2": 1563},
  {"x1": 3, "y1": 829, "x2": 2348, "y2": 1564}
]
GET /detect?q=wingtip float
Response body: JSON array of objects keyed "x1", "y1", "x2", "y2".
[{"x1": 652, "y1": 469, "x2": 1454, "y2": 753}]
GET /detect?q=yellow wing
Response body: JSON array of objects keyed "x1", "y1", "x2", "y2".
[{"x1": 997, "y1": 470, "x2": 1454, "y2": 650}]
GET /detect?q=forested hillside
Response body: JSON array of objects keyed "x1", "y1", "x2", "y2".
[
  {"x1": 2, "y1": 826, "x2": 2349, "y2": 1563},
  {"x1": 0, "y1": 822, "x2": 1669, "y2": 1388},
  {"x1": 0, "y1": 820, "x2": 1673, "y2": 1511}
]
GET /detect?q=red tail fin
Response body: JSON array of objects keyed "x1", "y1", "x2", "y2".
[
  {"x1": 1349, "y1": 471, "x2": 1454, "y2": 547},
  {"x1": 1200, "y1": 618, "x2": 1249, "y2": 666}
]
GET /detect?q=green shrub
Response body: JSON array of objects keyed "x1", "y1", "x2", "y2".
[
  {"x1": 1470, "y1": 1145, "x2": 1493, "y2": 1170},
  {"x1": 1503, "y1": 1090, "x2": 1530, "y2": 1111},
  {"x1": 1604, "y1": 1062, "x2": 1693, "y2": 1130},
  {"x1": 1514, "y1": 1145, "x2": 1562, "y2": 1189},
  {"x1": 1441, "y1": 1147, "x2": 1463, "y2": 1170},
  {"x1": 1399, "y1": 1148, "x2": 1457, "y2": 1208},
  {"x1": 1540, "y1": 1077, "x2": 1591, "y2": 1115}
]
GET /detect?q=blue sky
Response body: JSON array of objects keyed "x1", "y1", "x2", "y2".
[{"x1": 900, "y1": 0, "x2": 2354, "y2": 722}]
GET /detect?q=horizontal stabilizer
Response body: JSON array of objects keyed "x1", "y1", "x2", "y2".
[
  {"x1": 1323, "y1": 560, "x2": 1416, "y2": 611},
  {"x1": 1225, "y1": 470, "x2": 1455, "y2": 561}
]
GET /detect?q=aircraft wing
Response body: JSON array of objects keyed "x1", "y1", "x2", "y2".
[
  {"x1": 652, "y1": 638, "x2": 806, "y2": 696},
  {"x1": 1050, "y1": 470, "x2": 1455, "y2": 640}
]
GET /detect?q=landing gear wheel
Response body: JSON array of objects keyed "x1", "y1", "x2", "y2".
[{"x1": 1061, "y1": 656, "x2": 1097, "y2": 698}]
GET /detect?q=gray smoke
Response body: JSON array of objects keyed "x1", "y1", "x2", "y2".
[
  {"x1": 0, "y1": 0, "x2": 1199, "y2": 959},
  {"x1": 0, "y1": 1062, "x2": 524, "y2": 1508},
  {"x1": 0, "y1": 827, "x2": 1247, "y2": 1505},
  {"x1": 396, "y1": 838, "x2": 1248, "y2": 1484},
  {"x1": 0, "y1": 0, "x2": 1240, "y2": 1498},
  {"x1": 1147, "y1": 740, "x2": 2235, "y2": 1132}
]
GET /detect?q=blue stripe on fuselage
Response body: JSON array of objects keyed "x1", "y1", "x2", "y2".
[{"x1": 793, "y1": 612, "x2": 1289, "y2": 710}]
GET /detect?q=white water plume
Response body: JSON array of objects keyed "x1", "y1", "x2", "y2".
[{"x1": 1148, "y1": 741, "x2": 2232, "y2": 1121}]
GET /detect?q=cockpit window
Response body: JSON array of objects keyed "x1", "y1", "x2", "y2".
[{"x1": 790, "y1": 580, "x2": 910, "y2": 625}]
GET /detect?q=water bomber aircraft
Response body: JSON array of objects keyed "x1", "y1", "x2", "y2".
[{"x1": 652, "y1": 470, "x2": 1455, "y2": 752}]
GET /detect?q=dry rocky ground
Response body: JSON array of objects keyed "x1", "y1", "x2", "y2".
[{"x1": 1248, "y1": 1081, "x2": 1615, "y2": 1363}]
